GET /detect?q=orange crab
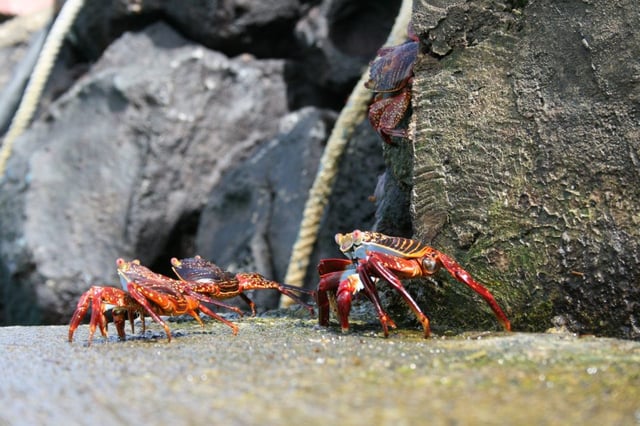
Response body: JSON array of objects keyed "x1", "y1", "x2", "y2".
[
  {"x1": 69, "y1": 257, "x2": 315, "y2": 344},
  {"x1": 68, "y1": 258, "x2": 240, "y2": 345},
  {"x1": 317, "y1": 230, "x2": 511, "y2": 337}
]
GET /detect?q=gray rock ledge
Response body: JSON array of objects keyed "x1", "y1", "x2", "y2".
[{"x1": 1, "y1": 313, "x2": 639, "y2": 425}]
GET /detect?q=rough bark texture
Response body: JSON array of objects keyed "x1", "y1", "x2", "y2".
[{"x1": 408, "y1": 0, "x2": 640, "y2": 338}]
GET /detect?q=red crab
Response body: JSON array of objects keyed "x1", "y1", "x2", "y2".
[
  {"x1": 68, "y1": 258, "x2": 240, "y2": 345},
  {"x1": 317, "y1": 230, "x2": 512, "y2": 337},
  {"x1": 116, "y1": 258, "x2": 242, "y2": 332},
  {"x1": 317, "y1": 257, "x2": 398, "y2": 335},
  {"x1": 69, "y1": 257, "x2": 316, "y2": 344},
  {"x1": 170, "y1": 255, "x2": 315, "y2": 316},
  {"x1": 365, "y1": 31, "x2": 419, "y2": 144},
  {"x1": 68, "y1": 285, "x2": 142, "y2": 344}
]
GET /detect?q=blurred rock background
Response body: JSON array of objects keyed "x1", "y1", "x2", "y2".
[{"x1": 0, "y1": 0, "x2": 408, "y2": 325}]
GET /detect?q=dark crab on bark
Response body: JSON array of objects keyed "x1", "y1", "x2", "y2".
[{"x1": 365, "y1": 31, "x2": 419, "y2": 144}]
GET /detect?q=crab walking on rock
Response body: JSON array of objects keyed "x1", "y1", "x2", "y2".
[
  {"x1": 69, "y1": 257, "x2": 315, "y2": 345},
  {"x1": 317, "y1": 230, "x2": 512, "y2": 337}
]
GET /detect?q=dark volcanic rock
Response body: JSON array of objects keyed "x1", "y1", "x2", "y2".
[
  {"x1": 69, "y1": 0, "x2": 304, "y2": 60},
  {"x1": 195, "y1": 107, "x2": 337, "y2": 309},
  {"x1": 0, "y1": 8, "x2": 392, "y2": 323},
  {"x1": 0, "y1": 22, "x2": 290, "y2": 324},
  {"x1": 68, "y1": 0, "x2": 399, "y2": 65},
  {"x1": 196, "y1": 108, "x2": 386, "y2": 310},
  {"x1": 66, "y1": 0, "x2": 401, "y2": 109},
  {"x1": 290, "y1": 0, "x2": 402, "y2": 105}
]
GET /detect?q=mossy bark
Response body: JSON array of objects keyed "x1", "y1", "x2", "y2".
[{"x1": 405, "y1": 0, "x2": 640, "y2": 338}]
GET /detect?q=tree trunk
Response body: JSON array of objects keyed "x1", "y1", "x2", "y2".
[{"x1": 405, "y1": 0, "x2": 640, "y2": 338}]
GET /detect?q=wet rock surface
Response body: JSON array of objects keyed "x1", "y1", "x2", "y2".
[{"x1": 2, "y1": 315, "x2": 639, "y2": 425}]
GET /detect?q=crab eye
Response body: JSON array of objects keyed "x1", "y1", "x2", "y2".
[
  {"x1": 336, "y1": 233, "x2": 353, "y2": 252},
  {"x1": 352, "y1": 230, "x2": 364, "y2": 245},
  {"x1": 422, "y1": 256, "x2": 437, "y2": 273}
]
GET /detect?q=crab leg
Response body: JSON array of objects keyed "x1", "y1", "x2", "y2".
[
  {"x1": 124, "y1": 281, "x2": 176, "y2": 342},
  {"x1": 317, "y1": 258, "x2": 396, "y2": 335},
  {"x1": 365, "y1": 249, "x2": 510, "y2": 333},
  {"x1": 180, "y1": 287, "x2": 244, "y2": 317},
  {"x1": 68, "y1": 287, "x2": 99, "y2": 343},
  {"x1": 317, "y1": 261, "x2": 356, "y2": 331},
  {"x1": 437, "y1": 252, "x2": 511, "y2": 332},
  {"x1": 235, "y1": 273, "x2": 315, "y2": 316},
  {"x1": 358, "y1": 256, "x2": 431, "y2": 337},
  {"x1": 368, "y1": 90, "x2": 411, "y2": 143},
  {"x1": 190, "y1": 303, "x2": 238, "y2": 335},
  {"x1": 172, "y1": 256, "x2": 315, "y2": 315},
  {"x1": 68, "y1": 286, "x2": 140, "y2": 345}
]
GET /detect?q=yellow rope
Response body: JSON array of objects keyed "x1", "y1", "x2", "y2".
[
  {"x1": 0, "y1": 0, "x2": 85, "y2": 177},
  {"x1": 281, "y1": 0, "x2": 414, "y2": 306}
]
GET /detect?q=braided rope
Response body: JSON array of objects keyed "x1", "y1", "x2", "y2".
[
  {"x1": 0, "y1": 0, "x2": 85, "y2": 177},
  {"x1": 281, "y1": 0, "x2": 414, "y2": 306}
]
